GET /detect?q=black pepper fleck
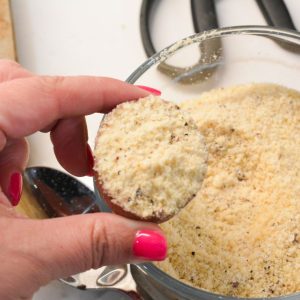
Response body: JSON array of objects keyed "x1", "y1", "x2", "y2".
[
  {"x1": 292, "y1": 233, "x2": 298, "y2": 244},
  {"x1": 135, "y1": 187, "x2": 143, "y2": 198},
  {"x1": 77, "y1": 285, "x2": 86, "y2": 290},
  {"x1": 236, "y1": 169, "x2": 247, "y2": 181},
  {"x1": 231, "y1": 281, "x2": 239, "y2": 288},
  {"x1": 170, "y1": 133, "x2": 176, "y2": 144}
]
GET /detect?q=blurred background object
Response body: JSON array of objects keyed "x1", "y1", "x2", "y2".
[{"x1": 0, "y1": 0, "x2": 15, "y2": 60}]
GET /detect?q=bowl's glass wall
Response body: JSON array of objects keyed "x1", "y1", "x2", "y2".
[
  {"x1": 125, "y1": 27, "x2": 300, "y2": 300},
  {"x1": 128, "y1": 26, "x2": 300, "y2": 105}
]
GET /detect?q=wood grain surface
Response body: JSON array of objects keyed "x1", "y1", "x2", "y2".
[{"x1": 0, "y1": 0, "x2": 15, "y2": 60}]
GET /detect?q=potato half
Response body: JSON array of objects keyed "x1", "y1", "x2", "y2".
[{"x1": 94, "y1": 96, "x2": 207, "y2": 223}]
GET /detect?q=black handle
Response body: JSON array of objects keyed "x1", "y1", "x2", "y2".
[
  {"x1": 256, "y1": 0, "x2": 300, "y2": 53},
  {"x1": 140, "y1": 0, "x2": 218, "y2": 58},
  {"x1": 256, "y1": 0, "x2": 296, "y2": 30},
  {"x1": 140, "y1": 0, "x2": 157, "y2": 57},
  {"x1": 191, "y1": 0, "x2": 218, "y2": 32},
  {"x1": 139, "y1": 0, "x2": 221, "y2": 85}
]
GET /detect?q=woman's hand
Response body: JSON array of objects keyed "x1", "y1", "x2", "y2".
[{"x1": 0, "y1": 60, "x2": 166, "y2": 300}]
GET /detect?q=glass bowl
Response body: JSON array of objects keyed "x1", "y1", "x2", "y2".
[{"x1": 96, "y1": 25, "x2": 300, "y2": 300}]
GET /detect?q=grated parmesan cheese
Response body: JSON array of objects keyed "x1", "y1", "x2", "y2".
[{"x1": 156, "y1": 83, "x2": 300, "y2": 297}]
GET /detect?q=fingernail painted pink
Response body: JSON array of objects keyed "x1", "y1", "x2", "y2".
[
  {"x1": 8, "y1": 172, "x2": 23, "y2": 206},
  {"x1": 136, "y1": 85, "x2": 161, "y2": 96},
  {"x1": 86, "y1": 144, "x2": 94, "y2": 177},
  {"x1": 133, "y1": 230, "x2": 167, "y2": 261}
]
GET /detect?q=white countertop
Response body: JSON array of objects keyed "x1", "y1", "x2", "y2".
[{"x1": 9, "y1": 0, "x2": 300, "y2": 299}]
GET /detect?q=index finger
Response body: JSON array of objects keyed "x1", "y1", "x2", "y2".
[{"x1": 0, "y1": 76, "x2": 150, "y2": 139}]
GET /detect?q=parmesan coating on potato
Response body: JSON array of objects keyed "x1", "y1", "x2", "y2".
[{"x1": 94, "y1": 96, "x2": 207, "y2": 221}]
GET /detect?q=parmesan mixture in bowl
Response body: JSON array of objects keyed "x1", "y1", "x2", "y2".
[{"x1": 156, "y1": 83, "x2": 300, "y2": 298}]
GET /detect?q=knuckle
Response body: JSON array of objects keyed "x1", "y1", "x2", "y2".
[
  {"x1": 37, "y1": 76, "x2": 66, "y2": 94},
  {"x1": 0, "y1": 60, "x2": 24, "y2": 82},
  {"x1": 0, "y1": 59, "x2": 21, "y2": 71},
  {"x1": 87, "y1": 215, "x2": 113, "y2": 268},
  {"x1": 36, "y1": 76, "x2": 67, "y2": 114}
]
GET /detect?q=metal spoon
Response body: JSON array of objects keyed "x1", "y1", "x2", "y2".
[{"x1": 17, "y1": 167, "x2": 141, "y2": 299}]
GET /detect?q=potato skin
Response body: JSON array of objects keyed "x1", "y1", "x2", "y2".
[{"x1": 94, "y1": 170, "x2": 174, "y2": 224}]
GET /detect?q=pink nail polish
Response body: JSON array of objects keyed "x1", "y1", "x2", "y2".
[
  {"x1": 8, "y1": 172, "x2": 23, "y2": 206},
  {"x1": 136, "y1": 85, "x2": 161, "y2": 96},
  {"x1": 86, "y1": 144, "x2": 94, "y2": 177},
  {"x1": 133, "y1": 230, "x2": 167, "y2": 261}
]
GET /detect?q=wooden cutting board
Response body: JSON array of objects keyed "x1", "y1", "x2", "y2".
[
  {"x1": 0, "y1": 1, "x2": 36, "y2": 218},
  {"x1": 0, "y1": 0, "x2": 16, "y2": 60}
]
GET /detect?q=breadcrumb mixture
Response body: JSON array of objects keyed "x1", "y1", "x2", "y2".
[
  {"x1": 94, "y1": 96, "x2": 207, "y2": 220},
  {"x1": 157, "y1": 83, "x2": 300, "y2": 298}
]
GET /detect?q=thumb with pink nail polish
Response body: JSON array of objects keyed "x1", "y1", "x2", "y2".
[
  {"x1": 0, "y1": 212, "x2": 167, "y2": 299},
  {"x1": 133, "y1": 230, "x2": 167, "y2": 261}
]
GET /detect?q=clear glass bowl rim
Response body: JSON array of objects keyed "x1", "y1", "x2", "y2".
[{"x1": 125, "y1": 25, "x2": 300, "y2": 300}]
